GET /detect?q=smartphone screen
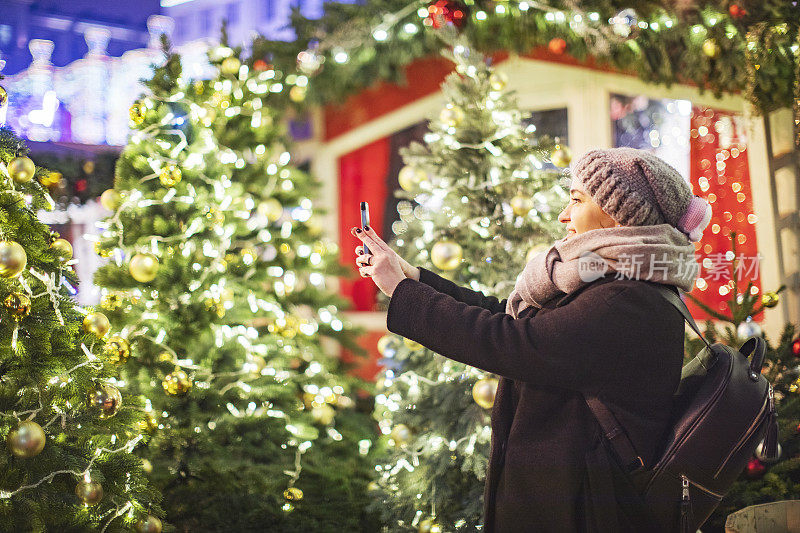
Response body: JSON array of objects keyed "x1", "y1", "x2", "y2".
[{"x1": 360, "y1": 202, "x2": 370, "y2": 255}]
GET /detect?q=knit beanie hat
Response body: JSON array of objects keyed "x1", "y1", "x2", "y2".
[{"x1": 570, "y1": 147, "x2": 712, "y2": 242}]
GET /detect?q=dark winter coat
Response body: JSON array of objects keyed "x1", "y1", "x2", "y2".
[{"x1": 386, "y1": 266, "x2": 686, "y2": 532}]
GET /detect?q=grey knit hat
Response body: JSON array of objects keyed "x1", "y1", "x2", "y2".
[{"x1": 570, "y1": 147, "x2": 712, "y2": 242}]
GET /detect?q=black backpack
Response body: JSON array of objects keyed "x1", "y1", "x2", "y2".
[{"x1": 583, "y1": 282, "x2": 779, "y2": 533}]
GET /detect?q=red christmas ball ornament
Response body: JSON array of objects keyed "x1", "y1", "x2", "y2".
[
  {"x1": 745, "y1": 456, "x2": 766, "y2": 478},
  {"x1": 548, "y1": 38, "x2": 567, "y2": 55},
  {"x1": 253, "y1": 59, "x2": 270, "y2": 71},
  {"x1": 729, "y1": 4, "x2": 747, "y2": 19},
  {"x1": 426, "y1": 1, "x2": 468, "y2": 29},
  {"x1": 791, "y1": 337, "x2": 800, "y2": 357}
]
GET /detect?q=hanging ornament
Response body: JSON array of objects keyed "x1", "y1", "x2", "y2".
[
  {"x1": 6, "y1": 420, "x2": 46, "y2": 458},
  {"x1": 403, "y1": 337, "x2": 423, "y2": 350},
  {"x1": 0, "y1": 85, "x2": 6, "y2": 106},
  {"x1": 550, "y1": 144, "x2": 572, "y2": 167},
  {"x1": 4, "y1": 292, "x2": 31, "y2": 320},
  {"x1": 703, "y1": 38, "x2": 721, "y2": 58},
  {"x1": 398, "y1": 166, "x2": 428, "y2": 191},
  {"x1": 50, "y1": 238, "x2": 73, "y2": 263},
  {"x1": 258, "y1": 198, "x2": 283, "y2": 222},
  {"x1": 87, "y1": 382, "x2": 122, "y2": 419},
  {"x1": 729, "y1": 4, "x2": 747, "y2": 19},
  {"x1": 426, "y1": 1, "x2": 468, "y2": 29},
  {"x1": 100, "y1": 189, "x2": 121, "y2": 211},
  {"x1": 129, "y1": 253, "x2": 159, "y2": 283},
  {"x1": 7, "y1": 156, "x2": 36, "y2": 183},
  {"x1": 377, "y1": 334, "x2": 402, "y2": 357},
  {"x1": 138, "y1": 411, "x2": 158, "y2": 434},
  {"x1": 610, "y1": 8, "x2": 639, "y2": 39},
  {"x1": 284, "y1": 487, "x2": 304, "y2": 502},
  {"x1": 39, "y1": 171, "x2": 61, "y2": 190},
  {"x1": 737, "y1": 318, "x2": 762, "y2": 339},
  {"x1": 289, "y1": 85, "x2": 307, "y2": 103},
  {"x1": 419, "y1": 518, "x2": 442, "y2": 533},
  {"x1": 134, "y1": 515, "x2": 163, "y2": 533},
  {"x1": 792, "y1": 337, "x2": 800, "y2": 357},
  {"x1": 431, "y1": 240, "x2": 463, "y2": 271},
  {"x1": 0, "y1": 241, "x2": 26, "y2": 278},
  {"x1": 83, "y1": 312, "x2": 110, "y2": 338},
  {"x1": 472, "y1": 377, "x2": 499, "y2": 409},
  {"x1": 527, "y1": 242, "x2": 551, "y2": 263},
  {"x1": 311, "y1": 404, "x2": 335, "y2": 425},
  {"x1": 488, "y1": 71, "x2": 507, "y2": 91},
  {"x1": 755, "y1": 440, "x2": 782, "y2": 463},
  {"x1": 439, "y1": 105, "x2": 465, "y2": 127},
  {"x1": 548, "y1": 38, "x2": 567, "y2": 55},
  {"x1": 103, "y1": 335, "x2": 131, "y2": 364},
  {"x1": 510, "y1": 194, "x2": 535, "y2": 217},
  {"x1": 158, "y1": 165, "x2": 181, "y2": 187},
  {"x1": 390, "y1": 424, "x2": 412, "y2": 446},
  {"x1": 253, "y1": 59, "x2": 270, "y2": 71},
  {"x1": 744, "y1": 456, "x2": 766, "y2": 478},
  {"x1": 761, "y1": 292, "x2": 780, "y2": 308},
  {"x1": 220, "y1": 56, "x2": 241, "y2": 76},
  {"x1": 163, "y1": 369, "x2": 192, "y2": 396},
  {"x1": 129, "y1": 101, "x2": 147, "y2": 126},
  {"x1": 75, "y1": 478, "x2": 104, "y2": 505}
]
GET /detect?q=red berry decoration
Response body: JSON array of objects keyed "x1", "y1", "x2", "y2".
[
  {"x1": 745, "y1": 456, "x2": 766, "y2": 478},
  {"x1": 426, "y1": 1, "x2": 468, "y2": 29},
  {"x1": 253, "y1": 59, "x2": 270, "y2": 71},
  {"x1": 792, "y1": 337, "x2": 800, "y2": 357},
  {"x1": 548, "y1": 38, "x2": 567, "y2": 55},
  {"x1": 729, "y1": 4, "x2": 747, "y2": 19}
]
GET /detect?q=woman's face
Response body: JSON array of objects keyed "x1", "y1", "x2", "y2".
[{"x1": 557, "y1": 178, "x2": 619, "y2": 240}]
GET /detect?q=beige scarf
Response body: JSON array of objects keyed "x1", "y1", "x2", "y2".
[{"x1": 505, "y1": 224, "x2": 700, "y2": 318}]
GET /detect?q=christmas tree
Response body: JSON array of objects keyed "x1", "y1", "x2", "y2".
[
  {"x1": 368, "y1": 28, "x2": 566, "y2": 531},
  {"x1": 92, "y1": 37, "x2": 379, "y2": 531},
  {"x1": 681, "y1": 232, "x2": 800, "y2": 532},
  {"x1": 0, "y1": 125, "x2": 163, "y2": 529}
]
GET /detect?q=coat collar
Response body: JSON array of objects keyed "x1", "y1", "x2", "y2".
[{"x1": 551, "y1": 273, "x2": 620, "y2": 309}]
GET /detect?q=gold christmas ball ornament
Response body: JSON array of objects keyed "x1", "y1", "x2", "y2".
[
  {"x1": 289, "y1": 85, "x2": 307, "y2": 103},
  {"x1": 418, "y1": 518, "x2": 442, "y2": 533},
  {"x1": 489, "y1": 71, "x2": 508, "y2": 91},
  {"x1": 50, "y1": 238, "x2": 73, "y2": 262},
  {"x1": 100, "y1": 189, "x2": 121, "y2": 211},
  {"x1": 4, "y1": 292, "x2": 31, "y2": 320},
  {"x1": 761, "y1": 292, "x2": 780, "y2": 309},
  {"x1": 40, "y1": 171, "x2": 62, "y2": 189},
  {"x1": 311, "y1": 404, "x2": 336, "y2": 425},
  {"x1": 472, "y1": 377, "x2": 499, "y2": 409},
  {"x1": 75, "y1": 479, "x2": 104, "y2": 506},
  {"x1": 7, "y1": 420, "x2": 46, "y2": 458},
  {"x1": 258, "y1": 198, "x2": 284, "y2": 222},
  {"x1": 129, "y1": 253, "x2": 159, "y2": 283},
  {"x1": 141, "y1": 458, "x2": 153, "y2": 473},
  {"x1": 439, "y1": 105, "x2": 465, "y2": 127},
  {"x1": 220, "y1": 56, "x2": 241, "y2": 75},
  {"x1": 87, "y1": 382, "x2": 122, "y2": 419},
  {"x1": 702, "y1": 38, "x2": 721, "y2": 58},
  {"x1": 163, "y1": 369, "x2": 192, "y2": 396},
  {"x1": 0, "y1": 86, "x2": 6, "y2": 106},
  {"x1": 7, "y1": 156, "x2": 36, "y2": 183},
  {"x1": 390, "y1": 424, "x2": 412, "y2": 446},
  {"x1": 283, "y1": 487, "x2": 304, "y2": 501},
  {"x1": 398, "y1": 165, "x2": 428, "y2": 191},
  {"x1": 377, "y1": 334, "x2": 402, "y2": 356},
  {"x1": 103, "y1": 335, "x2": 131, "y2": 364},
  {"x1": 431, "y1": 240, "x2": 463, "y2": 271},
  {"x1": 129, "y1": 101, "x2": 147, "y2": 126},
  {"x1": 0, "y1": 241, "x2": 26, "y2": 278},
  {"x1": 510, "y1": 194, "x2": 535, "y2": 217},
  {"x1": 158, "y1": 165, "x2": 182, "y2": 187},
  {"x1": 403, "y1": 337, "x2": 423, "y2": 350},
  {"x1": 134, "y1": 515, "x2": 162, "y2": 533},
  {"x1": 83, "y1": 312, "x2": 110, "y2": 338},
  {"x1": 550, "y1": 145, "x2": 572, "y2": 168}
]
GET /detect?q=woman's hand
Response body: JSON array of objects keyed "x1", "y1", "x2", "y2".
[{"x1": 350, "y1": 226, "x2": 411, "y2": 297}]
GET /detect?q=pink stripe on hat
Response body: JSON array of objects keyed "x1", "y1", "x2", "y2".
[{"x1": 677, "y1": 196, "x2": 712, "y2": 242}]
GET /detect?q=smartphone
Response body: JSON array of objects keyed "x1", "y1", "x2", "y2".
[{"x1": 360, "y1": 201, "x2": 370, "y2": 255}]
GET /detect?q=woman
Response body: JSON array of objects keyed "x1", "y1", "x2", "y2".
[{"x1": 351, "y1": 147, "x2": 712, "y2": 532}]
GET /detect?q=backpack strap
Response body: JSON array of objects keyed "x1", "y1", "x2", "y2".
[
  {"x1": 583, "y1": 395, "x2": 645, "y2": 474},
  {"x1": 649, "y1": 283, "x2": 712, "y2": 350}
]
